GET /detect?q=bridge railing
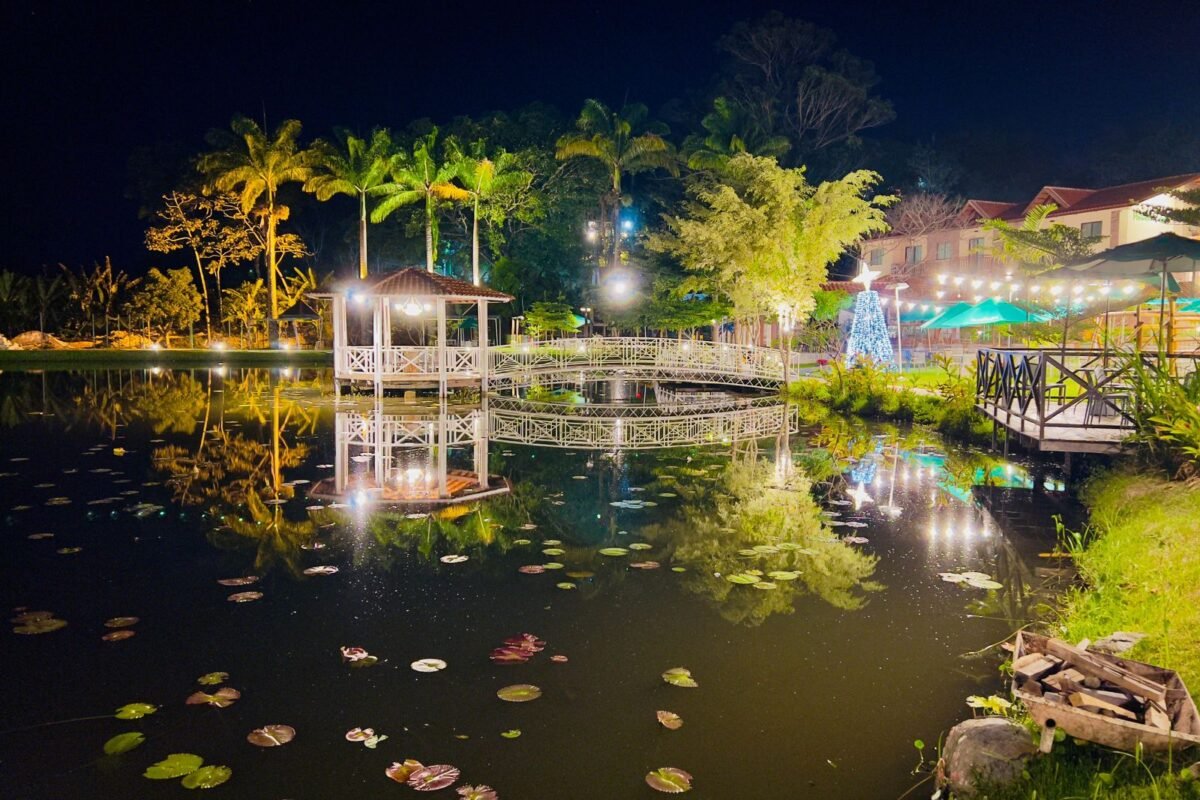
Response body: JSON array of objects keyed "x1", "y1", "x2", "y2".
[{"x1": 489, "y1": 337, "x2": 807, "y2": 386}]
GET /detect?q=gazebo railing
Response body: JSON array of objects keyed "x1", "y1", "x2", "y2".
[{"x1": 338, "y1": 345, "x2": 480, "y2": 377}]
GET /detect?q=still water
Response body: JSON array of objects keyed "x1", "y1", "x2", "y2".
[{"x1": 0, "y1": 368, "x2": 1077, "y2": 799}]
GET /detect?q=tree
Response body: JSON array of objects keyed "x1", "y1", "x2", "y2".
[
  {"x1": 304, "y1": 128, "x2": 399, "y2": 279},
  {"x1": 449, "y1": 140, "x2": 536, "y2": 286},
  {"x1": 523, "y1": 301, "x2": 578, "y2": 338},
  {"x1": 0, "y1": 271, "x2": 32, "y2": 336},
  {"x1": 221, "y1": 279, "x2": 268, "y2": 346},
  {"x1": 651, "y1": 153, "x2": 892, "y2": 378},
  {"x1": 145, "y1": 191, "x2": 261, "y2": 337},
  {"x1": 60, "y1": 257, "x2": 136, "y2": 341},
  {"x1": 1142, "y1": 187, "x2": 1200, "y2": 227},
  {"x1": 982, "y1": 203, "x2": 1100, "y2": 274},
  {"x1": 370, "y1": 127, "x2": 471, "y2": 273},
  {"x1": 717, "y1": 13, "x2": 894, "y2": 163},
  {"x1": 199, "y1": 116, "x2": 313, "y2": 331},
  {"x1": 556, "y1": 100, "x2": 678, "y2": 269},
  {"x1": 683, "y1": 96, "x2": 792, "y2": 171},
  {"x1": 124, "y1": 267, "x2": 203, "y2": 347},
  {"x1": 31, "y1": 273, "x2": 66, "y2": 336}
]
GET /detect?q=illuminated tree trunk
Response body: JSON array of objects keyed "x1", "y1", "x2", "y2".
[
  {"x1": 472, "y1": 195, "x2": 481, "y2": 286},
  {"x1": 425, "y1": 197, "x2": 435, "y2": 273},
  {"x1": 358, "y1": 191, "x2": 369, "y2": 280}
]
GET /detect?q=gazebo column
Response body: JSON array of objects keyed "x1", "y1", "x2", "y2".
[
  {"x1": 436, "y1": 297, "x2": 448, "y2": 398},
  {"x1": 373, "y1": 400, "x2": 385, "y2": 492},
  {"x1": 372, "y1": 296, "x2": 383, "y2": 395},
  {"x1": 474, "y1": 409, "x2": 489, "y2": 489},
  {"x1": 478, "y1": 299, "x2": 489, "y2": 393},
  {"x1": 335, "y1": 413, "x2": 348, "y2": 494},
  {"x1": 436, "y1": 407, "x2": 448, "y2": 498},
  {"x1": 332, "y1": 294, "x2": 347, "y2": 392}
]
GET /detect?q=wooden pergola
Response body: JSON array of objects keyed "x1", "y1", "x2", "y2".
[{"x1": 320, "y1": 268, "x2": 513, "y2": 396}]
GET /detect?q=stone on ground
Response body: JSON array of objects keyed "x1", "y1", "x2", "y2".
[
  {"x1": 1090, "y1": 631, "x2": 1147, "y2": 656},
  {"x1": 937, "y1": 717, "x2": 1037, "y2": 797}
]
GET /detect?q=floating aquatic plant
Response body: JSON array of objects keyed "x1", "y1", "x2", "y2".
[
  {"x1": 496, "y1": 684, "x2": 541, "y2": 702},
  {"x1": 656, "y1": 710, "x2": 683, "y2": 730},
  {"x1": 103, "y1": 731, "x2": 145, "y2": 755},
  {"x1": 458, "y1": 785, "x2": 498, "y2": 800},
  {"x1": 661, "y1": 668, "x2": 698, "y2": 688},
  {"x1": 645, "y1": 767, "x2": 693, "y2": 793},
  {"x1": 226, "y1": 591, "x2": 262, "y2": 603},
  {"x1": 196, "y1": 672, "x2": 228, "y2": 685},
  {"x1": 181, "y1": 765, "x2": 232, "y2": 789},
  {"x1": 408, "y1": 764, "x2": 460, "y2": 791},
  {"x1": 247, "y1": 725, "x2": 295, "y2": 747},
  {"x1": 186, "y1": 687, "x2": 240, "y2": 708},
  {"x1": 115, "y1": 703, "x2": 156, "y2": 720},
  {"x1": 386, "y1": 760, "x2": 424, "y2": 783},
  {"x1": 411, "y1": 658, "x2": 447, "y2": 673},
  {"x1": 144, "y1": 753, "x2": 203, "y2": 780}
]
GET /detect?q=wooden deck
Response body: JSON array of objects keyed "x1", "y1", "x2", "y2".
[{"x1": 976, "y1": 399, "x2": 1131, "y2": 454}]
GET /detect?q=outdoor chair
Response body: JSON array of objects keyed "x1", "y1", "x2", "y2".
[{"x1": 1084, "y1": 366, "x2": 1131, "y2": 425}]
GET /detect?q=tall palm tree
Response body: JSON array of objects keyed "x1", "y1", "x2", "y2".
[
  {"x1": 199, "y1": 116, "x2": 312, "y2": 330},
  {"x1": 683, "y1": 96, "x2": 792, "y2": 171},
  {"x1": 556, "y1": 100, "x2": 678, "y2": 269},
  {"x1": 32, "y1": 272, "x2": 65, "y2": 340},
  {"x1": 370, "y1": 128, "x2": 470, "y2": 273},
  {"x1": 449, "y1": 140, "x2": 534, "y2": 285},
  {"x1": 304, "y1": 128, "x2": 398, "y2": 280}
]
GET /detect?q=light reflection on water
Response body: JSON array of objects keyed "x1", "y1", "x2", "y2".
[{"x1": 0, "y1": 368, "x2": 1077, "y2": 799}]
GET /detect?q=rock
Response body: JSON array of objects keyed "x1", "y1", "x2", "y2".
[
  {"x1": 0, "y1": 334, "x2": 20, "y2": 350},
  {"x1": 937, "y1": 717, "x2": 1037, "y2": 797},
  {"x1": 1090, "y1": 631, "x2": 1147, "y2": 656},
  {"x1": 12, "y1": 331, "x2": 69, "y2": 349}
]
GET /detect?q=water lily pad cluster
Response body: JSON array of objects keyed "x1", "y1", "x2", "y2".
[
  {"x1": 341, "y1": 645, "x2": 380, "y2": 667},
  {"x1": 144, "y1": 753, "x2": 232, "y2": 789},
  {"x1": 346, "y1": 726, "x2": 388, "y2": 748},
  {"x1": 938, "y1": 571, "x2": 1003, "y2": 590},
  {"x1": 489, "y1": 633, "x2": 546, "y2": 665},
  {"x1": 11, "y1": 609, "x2": 67, "y2": 635},
  {"x1": 186, "y1": 686, "x2": 241, "y2": 708}
]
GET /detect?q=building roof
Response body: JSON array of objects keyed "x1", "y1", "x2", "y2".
[
  {"x1": 352, "y1": 268, "x2": 513, "y2": 302},
  {"x1": 1043, "y1": 173, "x2": 1200, "y2": 217},
  {"x1": 278, "y1": 299, "x2": 321, "y2": 320}
]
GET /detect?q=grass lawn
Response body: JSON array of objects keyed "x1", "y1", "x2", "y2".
[{"x1": 0, "y1": 348, "x2": 332, "y2": 371}]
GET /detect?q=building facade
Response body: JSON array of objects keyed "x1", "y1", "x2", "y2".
[{"x1": 865, "y1": 173, "x2": 1200, "y2": 297}]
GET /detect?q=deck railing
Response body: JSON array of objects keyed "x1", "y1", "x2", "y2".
[
  {"x1": 337, "y1": 345, "x2": 479, "y2": 377},
  {"x1": 975, "y1": 347, "x2": 1199, "y2": 439}
]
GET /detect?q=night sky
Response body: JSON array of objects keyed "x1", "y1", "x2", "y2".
[{"x1": 4, "y1": 0, "x2": 1199, "y2": 270}]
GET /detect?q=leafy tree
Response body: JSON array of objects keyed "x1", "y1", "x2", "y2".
[
  {"x1": 881, "y1": 192, "x2": 963, "y2": 276},
  {"x1": 221, "y1": 279, "x2": 268, "y2": 346},
  {"x1": 1142, "y1": 187, "x2": 1200, "y2": 227},
  {"x1": 683, "y1": 96, "x2": 792, "y2": 171},
  {"x1": 0, "y1": 271, "x2": 32, "y2": 336},
  {"x1": 199, "y1": 116, "x2": 313, "y2": 329},
  {"x1": 370, "y1": 127, "x2": 471, "y2": 273},
  {"x1": 717, "y1": 12, "x2": 894, "y2": 164},
  {"x1": 145, "y1": 191, "x2": 262, "y2": 336},
  {"x1": 31, "y1": 273, "x2": 66, "y2": 336},
  {"x1": 523, "y1": 301, "x2": 578, "y2": 338},
  {"x1": 124, "y1": 267, "x2": 203, "y2": 346},
  {"x1": 556, "y1": 99, "x2": 678, "y2": 270},
  {"x1": 60, "y1": 257, "x2": 136, "y2": 341},
  {"x1": 304, "y1": 128, "x2": 399, "y2": 279}
]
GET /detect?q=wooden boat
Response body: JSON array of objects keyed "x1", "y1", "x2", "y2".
[{"x1": 1012, "y1": 631, "x2": 1200, "y2": 752}]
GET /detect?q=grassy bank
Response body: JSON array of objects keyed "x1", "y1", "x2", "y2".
[{"x1": 0, "y1": 348, "x2": 332, "y2": 371}]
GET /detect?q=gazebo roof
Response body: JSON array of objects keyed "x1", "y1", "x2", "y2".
[
  {"x1": 352, "y1": 268, "x2": 513, "y2": 302},
  {"x1": 278, "y1": 299, "x2": 321, "y2": 320}
]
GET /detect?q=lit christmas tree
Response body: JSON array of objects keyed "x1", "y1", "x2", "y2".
[{"x1": 844, "y1": 263, "x2": 895, "y2": 367}]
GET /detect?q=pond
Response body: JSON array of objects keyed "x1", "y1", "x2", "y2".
[{"x1": 0, "y1": 368, "x2": 1079, "y2": 799}]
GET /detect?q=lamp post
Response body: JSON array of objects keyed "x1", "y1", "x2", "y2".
[
  {"x1": 580, "y1": 306, "x2": 593, "y2": 337},
  {"x1": 893, "y1": 282, "x2": 909, "y2": 370}
]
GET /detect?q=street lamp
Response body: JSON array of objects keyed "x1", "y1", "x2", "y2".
[
  {"x1": 893, "y1": 282, "x2": 909, "y2": 369},
  {"x1": 580, "y1": 306, "x2": 593, "y2": 337}
]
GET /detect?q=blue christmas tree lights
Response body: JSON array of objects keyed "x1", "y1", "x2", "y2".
[{"x1": 845, "y1": 288, "x2": 894, "y2": 367}]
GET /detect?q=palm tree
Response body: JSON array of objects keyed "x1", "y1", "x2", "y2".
[
  {"x1": 370, "y1": 127, "x2": 472, "y2": 273},
  {"x1": 556, "y1": 100, "x2": 678, "y2": 269},
  {"x1": 199, "y1": 116, "x2": 312, "y2": 331},
  {"x1": 0, "y1": 271, "x2": 32, "y2": 336},
  {"x1": 32, "y1": 273, "x2": 65, "y2": 339},
  {"x1": 683, "y1": 96, "x2": 792, "y2": 171},
  {"x1": 304, "y1": 128, "x2": 398, "y2": 280},
  {"x1": 449, "y1": 140, "x2": 534, "y2": 285}
]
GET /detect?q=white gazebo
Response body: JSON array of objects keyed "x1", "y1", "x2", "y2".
[{"x1": 325, "y1": 268, "x2": 513, "y2": 396}]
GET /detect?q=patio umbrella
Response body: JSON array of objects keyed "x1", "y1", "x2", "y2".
[
  {"x1": 951, "y1": 298, "x2": 1051, "y2": 327},
  {"x1": 1062, "y1": 233, "x2": 1200, "y2": 353},
  {"x1": 920, "y1": 301, "x2": 974, "y2": 330}
]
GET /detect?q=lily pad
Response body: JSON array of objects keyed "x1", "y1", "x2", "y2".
[
  {"x1": 439, "y1": 555, "x2": 469, "y2": 564},
  {"x1": 598, "y1": 547, "x2": 628, "y2": 557},
  {"x1": 345, "y1": 727, "x2": 374, "y2": 742},
  {"x1": 302, "y1": 565, "x2": 339, "y2": 575},
  {"x1": 103, "y1": 731, "x2": 145, "y2": 755},
  {"x1": 629, "y1": 543, "x2": 653, "y2": 551},
  {"x1": 181, "y1": 765, "x2": 231, "y2": 789},
  {"x1": 186, "y1": 687, "x2": 240, "y2": 708},
  {"x1": 363, "y1": 733, "x2": 387, "y2": 748},
  {"x1": 512, "y1": 539, "x2": 532, "y2": 546},
  {"x1": 497, "y1": 684, "x2": 542, "y2": 702},
  {"x1": 104, "y1": 616, "x2": 139, "y2": 628},
  {"x1": 541, "y1": 548, "x2": 565, "y2": 556},
  {"x1": 645, "y1": 767, "x2": 693, "y2": 793},
  {"x1": 656, "y1": 710, "x2": 683, "y2": 730},
  {"x1": 500, "y1": 729, "x2": 522, "y2": 739},
  {"x1": 458, "y1": 786, "x2": 498, "y2": 800},
  {"x1": 386, "y1": 760, "x2": 425, "y2": 783},
  {"x1": 144, "y1": 753, "x2": 204, "y2": 780},
  {"x1": 767, "y1": 571, "x2": 801, "y2": 581},
  {"x1": 408, "y1": 764, "x2": 461, "y2": 791},
  {"x1": 247, "y1": 724, "x2": 295, "y2": 747},
  {"x1": 549, "y1": 654, "x2": 569, "y2": 663},
  {"x1": 565, "y1": 570, "x2": 594, "y2": 579},
  {"x1": 938, "y1": 572, "x2": 968, "y2": 583},
  {"x1": 217, "y1": 576, "x2": 258, "y2": 586},
  {"x1": 102, "y1": 630, "x2": 135, "y2": 642},
  {"x1": 226, "y1": 591, "x2": 262, "y2": 603},
  {"x1": 966, "y1": 578, "x2": 1004, "y2": 590},
  {"x1": 725, "y1": 573, "x2": 760, "y2": 585},
  {"x1": 411, "y1": 658, "x2": 447, "y2": 673},
  {"x1": 13, "y1": 617, "x2": 67, "y2": 634},
  {"x1": 662, "y1": 667, "x2": 698, "y2": 688},
  {"x1": 517, "y1": 565, "x2": 545, "y2": 575},
  {"x1": 752, "y1": 581, "x2": 778, "y2": 590},
  {"x1": 197, "y1": 672, "x2": 228, "y2": 685},
  {"x1": 115, "y1": 703, "x2": 156, "y2": 720},
  {"x1": 541, "y1": 562, "x2": 564, "y2": 570},
  {"x1": 542, "y1": 539, "x2": 562, "y2": 546},
  {"x1": 556, "y1": 582, "x2": 576, "y2": 590}
]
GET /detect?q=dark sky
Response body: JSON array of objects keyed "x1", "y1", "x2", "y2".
[{"x1": 3, "y1": 0, "x2": 1199, "y2": 270}]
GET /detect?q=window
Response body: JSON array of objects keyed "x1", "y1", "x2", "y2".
[
  {"x1": 968, "y1": 237, "x2": 984, "y2": 253},
  {"x1": 904, "y1": 245, "x2": 924, "y2": 264},
  {"x1": 868, "y1": 248, "x2": 884, "y2": 266},
  {"x1": 936, "y1": 242, "x2": 953, "y2": 260},
  {"x1": 1081, "y1": 221, "x2": 1102, "y2": 238}
]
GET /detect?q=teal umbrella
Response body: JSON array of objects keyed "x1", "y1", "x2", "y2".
[
  {"x1": 952, "y1": 298, "x2": 1052, "y2": 327},
  {"x1": 920, "y1": 301, "x2": 974, "y2": 330},
  {"x1": 899, "y1": 304, "x2": 939, "y2": 323}
]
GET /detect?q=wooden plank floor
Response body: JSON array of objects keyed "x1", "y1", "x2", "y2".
[{"x1": 977, "y1": 400, "x2": 1132, "y2": 454}]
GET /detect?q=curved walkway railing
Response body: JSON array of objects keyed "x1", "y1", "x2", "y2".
[{"x1": 488, "y1": 337, "x2": 809, "y2": 390}]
